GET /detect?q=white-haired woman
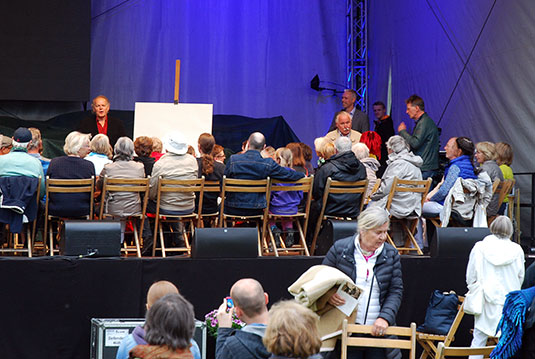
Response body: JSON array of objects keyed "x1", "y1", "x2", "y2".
[
  {"x1": 96, "y1": 137, "x2": 145, "y2": 217},
  {"x1": 466, "y1": 216, "x2": 524, "y2": 357},
  {"x1": 323, "y1": 206, "x2": 403, "y2": 359},
  {"x1": 47, "y1": 131, "x2": 95, "y2": 217},
  {"x1": 352, "y1": 142, "x2": 380, "y2": 199},
  {"x1": 368, "y1": 135, "x2": 423, "y2": 218},
  {"x1": 85, "y1": 134, "x2": 113, "y2": 175}
]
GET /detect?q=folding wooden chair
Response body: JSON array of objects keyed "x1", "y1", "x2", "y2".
[
  {"x1": 99, "y1": 176, "x2": 150, "y2": 257},
  {"x1": 44, "y1": 176, "x2": 95, "y2": 256},
  {"x1": 219, "y1": 176, "x2": 271, "y2": 256},
  {"x1": 487, "y1": 179, "x2": 515, "y2": 225},
  {"x1": 310, "y1": 178, "x2": 368, "y2": 255},
  {"x1": 385, "y1": 177, "x2": 431, "y2": 255},
  {"x1": 417, "y1": 296, "x2": 465, "y2": 359},
  {"x1": 365, "y1": 178, "x2": 381, "y2": 204},
  {"x1": 197, "y1": 180, "x2": 220, "y2": 228},
  {"x1": 152, "y1": 176, "x2": 204, "y2": 257},
  {"x1": 0, "y1": 176, "x2": 41, "y2": 257},
  {"x1": 435, "y1": 342, "x2": 495, "y2": 359},
  {"x1": 341, "y1": 320, "x2": 417, "y2": 359},
  {"x1": 267, "y1": 176, "x2": 313, "y2": 256}
]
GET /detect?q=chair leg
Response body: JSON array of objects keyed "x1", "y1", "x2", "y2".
[
  {"x1": 132, "y1": 224, "x2": 141, "y2": 258},
  {"x1": 310, "y1": 218, "x2": 323, "y2": 256},
  {"x1": 49, "y1": 220, "x2": 55, "y2": 257},
  {"x1": 268, "y1": 224, "x2": 279, "y2": 257},
  {"x1": 296, "y1": 220, "x2": 310, "y2": 256},
  {"x1": 159, "y1": 222, "x2": 166, "y2": 258},
  {"x1": 26, "y1": 225, "x2": 33, "y2": 258}
]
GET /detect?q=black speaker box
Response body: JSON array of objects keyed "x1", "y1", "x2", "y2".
[
  {"x1": 60, "y1": 220, "x2": 122, "y2": 257},
  {"x1": 431, "y1": 227, "x2": 491, "y2": 259},
  {"x1": 192, "y1": 227, "x2": 259, "y2": 258},
  {"x1": 314, "y1": 220, "x2": 358, "y2": 256}
]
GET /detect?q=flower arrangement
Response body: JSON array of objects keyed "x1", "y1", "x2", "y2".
[{"x1": 204, "y1": 309, "x2": 246, "y2": 338}]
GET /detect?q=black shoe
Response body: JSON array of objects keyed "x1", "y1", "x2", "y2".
[
  {"x1": 271, "y1": 226, "x2": 282, "y2": 246},
  {"x1": 285, "y1": 231, "x2": 296, "y2": 247}
]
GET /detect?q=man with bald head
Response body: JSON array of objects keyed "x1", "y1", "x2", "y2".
[
  {"x1": 216, "y1": 278, "x2": 270, "y2": 359},
  {"x1": 325, "y1": 111, "x2": 362, "y2": 145},
  {"x1": 224, "y1": 132, "x2": 304, "y2": 216}
]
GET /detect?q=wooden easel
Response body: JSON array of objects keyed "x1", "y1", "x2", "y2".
[{"x1": 174, "y1": 59, "x2": 180, "y2": 104}]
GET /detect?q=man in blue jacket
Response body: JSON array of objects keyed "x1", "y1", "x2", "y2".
[
  {"x1": 224, "y1": 132, "x2": 304, "y2": 216},
  {"x1": 216, "y1": 278, "x2": 270, "y2": 359}
]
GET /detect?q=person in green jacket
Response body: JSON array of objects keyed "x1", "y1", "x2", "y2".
[{"x1": 397, "y1": 94, "x2": 439, "y2": 181}]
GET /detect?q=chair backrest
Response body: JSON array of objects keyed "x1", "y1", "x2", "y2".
[
  {"x1": 385, "y1": 177, "x2": 432, "y2": 210},
  {"x1": 495, "y1": 179, "x2": 514, "y2": 209},
  {"x1": 154, "y1": 176, "x2": 205, "y2": 217},
  {"x1": 491, "y1": 178, "x2": 500, "y2": 194},
  {"x1": 341, "y1": 320, "x2": 417, "y2": 359},
  {"x1": 321, "y1": 177, "x2": 369, "y2": 216},
  {"x1": 443, "y1": 296, "x2": 465, "y2": 346},
  {"x1": 219, "y1": 176, "x2": 271, "y2": 216},
  {"x1": 367, "y1": 178, "x2": 381, "y2": 203},
  {"x1": 45, "y1": 176, "x2": 95, "y2": 218},
  {"x1": 99, "y1": 176, "x2": 150, "y2": 219},
  {"x1": 435, "y1": 342, "x2": 495, "y2": 359},
  {"x1": 270, "y1": 176, "x2": 314, "y2": 213}
]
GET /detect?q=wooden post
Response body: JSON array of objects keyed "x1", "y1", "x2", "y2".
[{"x1": 174, "y1": 59, "x2": 181, "y2": 104}]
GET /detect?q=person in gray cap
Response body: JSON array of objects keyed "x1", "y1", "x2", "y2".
[{"x1": 0, "y1": 127, "x2": 45, "y2": 195}]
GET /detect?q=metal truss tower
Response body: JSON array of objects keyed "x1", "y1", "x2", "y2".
[{"x1": 346, "y1": 0, "x2": 367, "y2": 112}]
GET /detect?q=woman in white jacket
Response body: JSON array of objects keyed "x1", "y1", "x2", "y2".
[{"x1": 465, "y1": 216, "x2": 524, "y2": 357}]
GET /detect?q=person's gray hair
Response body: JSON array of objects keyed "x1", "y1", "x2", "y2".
[
  {"x1": 352, "y1": 143, "x2": 369, "y2": 160},
  {"x1": 248, "y1": 132, "x2": 266, "y2": 151},
  {"x1": 335, "y1": 136, "x2": 352, "y2": 153},
  {"x1": 489, "y1": 215, "x2": 514, "y2": 239},
  {"x1": 357, "y1": 206, "x2": 390, "y2": 233},
  {"x1": 90, "y1": 134, "x2": 112, "y2": 158},
  {"x1": 144, "y1": 293, "x2": 195, "y2": 350},
  {"x1": 27, "y1": 128, "x2": 42, "y2": 151},
  {"x1": 113, "y1": 137, "x2": 135, "y2": 161},
  {"x1": 63, "y1": 131, "x2": 91, "y2": 156},
  {"x1": 386, "y1": 135, "x2": 409, "y2": 154}
]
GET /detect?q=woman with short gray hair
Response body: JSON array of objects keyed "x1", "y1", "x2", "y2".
[
  {"x1": 465, "y1": 215, "x2": 524, "y2": 355},
  {"x1": 323, "y1": 206, "x2": 403, "y2": 359},
  {"x1": 85, "y1": 134, "x2": 112, "y2": 175},
  {"x1": 352, "y1": 143, "x2": 380, "y2": 199},
  {"x1": 97, "y1": 137, "x2": 145, "y2": 217},
  {"x1": 369, "y1": 135, "x2": 423, "y2": 218}
]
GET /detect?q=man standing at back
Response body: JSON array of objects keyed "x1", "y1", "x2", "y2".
[
  {"x1": 224, "y1": 132, "x2": 304, "y2": 216},
  {"x1": 398, "y1": 95, "x2": 439, "y2": 180},
  {"x1": 328, "y1": 89, "x2": 370, "y2": 133},
  {"x1": 216, "y1": 278, "x2": 270, "y2": 359}
]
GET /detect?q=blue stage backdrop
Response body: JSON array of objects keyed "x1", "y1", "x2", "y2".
[{"x1": 91, "y1": 0, "x2": 347, "y2": 149}]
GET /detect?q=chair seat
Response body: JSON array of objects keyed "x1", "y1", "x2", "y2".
[
  {"x1": 157, "y1": 213, "x2": 196, "y2": 219},
  {"x1": 223, "y1": 214, "x2": 264, "y2": 220},
  {"x1": 416, "y1": 333, "x2": 446, "y2": 341},
  {"x1": 268, "y1": 212, "x2": 306, "y2": 218}
]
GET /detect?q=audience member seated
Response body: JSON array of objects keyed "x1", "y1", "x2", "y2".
[
  {"x1": 495, "y1": 142, "x2": 514, "y2": 215},
  {"x1": 475, "y1": 141, "x2": 504, "y2": 217},
  {"x1": 223, "y1": 132, "x2": 304, "y2": 216},
  {"x1": 116, "y1": 280, "x2": 200, "y2": 359},
  {"x1": 299, "y1": 142, "x2": 315, "y2": 176},
  {"x1": 196, "y1": 133, "x2": 225, "y2": 215},
  {"x1": 323, "y1": 207, "x2": 403, "y2": 359},
  {"x1": 260, "y1": 146, "x2": 276, "y2": 160},
  {"x1": 325, "y1": 111, "x2": 361, "y2": 145},
  {"x1": 422, "y1": 137, "x2": 478, "y2": 217},
  {"x1": 212, "y1": 144, "x2": 226, "y2": 164},
  {"x1": 0, "y1": 135, "x2": 13, "y2": 155},
  {"x1": 134, "y1": 136, "x2": 156, "y2": 177},
  {"x1": 97, "y1": 137, "x2": 145, "y2": 217},
  {"x1": 269, "y1": 148, "x2": 303, "y2": 247},
  {"x1": 465, "y1": 216, "x2": 524, "y2": 356},
  {"x1": 310, "y1": 136, "x2": 366, "y2": 225},
  {"x1": 286, "y1": 142, "x2": 308, "y2": 175},
  {"x1": 77, "y1": 95, "x2": 126, "y2": 147},
  {"x1": 27, "y1": 127, "x2": 51, "y2": 176},
  {"x1": 86, "y1": 134, "x2": 113, "y2": 176},
  {"x1": 128, "y1": 293, "x2": 197, "y2": 359},
  {"x1": 150, "y1": 137, "x2": 164, "y2": 162},
  {"x1": 149, "y1": 132, "x2": 198, "y2": 215},
  {"x1": 368, "y1": 136, "x2": 423, "y2": 217},
  {"x1": 263, "y1": 300, "x2": 322, "y2": 359},
  {"x1": 215, "y1": 278, "x2": 270, "y2": 359},
  {"x1": 0, "y1": 128, "x2": 45, "y2": 234},
  {"x1": 352, "y1": 142, "x2": 380, "y2": 199},
  {"x1": 47, "y1": 131, "x2": 95, "y2": 217},
  {"x1": 313, "y1": 137, "x2": 329, "y2": 169}
]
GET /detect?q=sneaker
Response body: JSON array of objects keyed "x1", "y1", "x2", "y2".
[{"x1": 284, "y1": 231, "x2": 296, "y2": 247}]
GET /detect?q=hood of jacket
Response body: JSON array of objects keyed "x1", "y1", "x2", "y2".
[
  {"x1": 387, "y1": 149, "x2": 423, "y2": 168},
  {"x1": 480, "y1": 234, "x2": 523, "y2": 266},
  {"x1": 330, "y1": 151, "x2": 364, "y2": 175},
  {"x1": 360, "y1": 156, "x2": 380, "y2": 172}
]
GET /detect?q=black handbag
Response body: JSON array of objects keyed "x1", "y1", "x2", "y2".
[{"x1": 417, "y1": 290, "x2": 459, "y2": 335}]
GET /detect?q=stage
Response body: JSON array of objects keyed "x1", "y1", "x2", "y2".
[{"x1": 1, "y1": 254, "x2": 502, "y2": 359}]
